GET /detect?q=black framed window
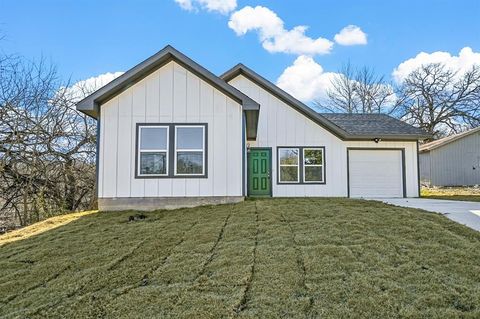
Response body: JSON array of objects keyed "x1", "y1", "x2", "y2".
[
  {"x1": 138, "y1": 126, "x2": 169, "y2": 177},
  {"x1": 278, "y1": 148, "x2": 300, "y2": 183},
  {"x1": 136, "y1": 123, "x2": 207, "y2": 178},
  {"x1": 303, "y1": 148, "x2": 324, "y2": 183},
  {"x1": 277, "y1": 146, "x2": 325, "y2": 184},
  {"x1": 174, "y1": 126, "x2": 205, "y2": 176}
]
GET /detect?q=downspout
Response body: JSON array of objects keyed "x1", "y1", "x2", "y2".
[
  {"x1": 95, "y1": 108, "x2": 101, "y2": 206},
  {"x1": 416, "y1": 140, "x2": 421, "y2": 197},
  {"x1": 242, "y1": 112, "x2": 246, "y2": 197}
]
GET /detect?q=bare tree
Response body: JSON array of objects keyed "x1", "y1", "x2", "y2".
[
  {"x1": 316, "y1": 63, "x2": 357, "y2": 113},
  {"x1": 354, "y1": 67, "x2": 395, "y2": 113},
  {"x1": 0, "y1": 53, "x2": 97, "y2": 229},
  {"x1": 395, "y1": 63, "x2": 480, "y2": 139},
  {"x1": 315, "y1": 63, "x2": 396, "y2": 114}
]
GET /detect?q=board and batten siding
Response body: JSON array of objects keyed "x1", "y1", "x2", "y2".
[
  {"x1": 228, "y1": 74, "x2": 420, "y2": 197},
  {"x1": 98, "y1": 61, "x2": 243, "y2": 198},
  {"x1": 423, "y1": 131, "x2": 480, "y2": 186}
]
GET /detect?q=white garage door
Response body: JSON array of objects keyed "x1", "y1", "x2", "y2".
[{"x1": 348, "y1": 149, "x2": 404, "y2": 198}]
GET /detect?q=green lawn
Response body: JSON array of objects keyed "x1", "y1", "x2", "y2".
[
  {"x1": 1, "y1": 198, "x2": 480, "y2": 318},
  {"x1": 421, "y1": 187, "x2": 480, "y2": 202}
]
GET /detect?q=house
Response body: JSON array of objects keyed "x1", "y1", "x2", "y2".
[
  {"x1": 419, "y1": 127, "x2": 480, "y2": 186},
  {"x1": 76, "y1": 46, "x2": 429, "y2": 211}
]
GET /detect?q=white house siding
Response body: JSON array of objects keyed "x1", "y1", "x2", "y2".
[
  {"x1": 427, "y1": 132, "x2": 480, "y2": 186},
  {"x1": 98, "y1": 61, "x2": 243, "y2": 198},
  {"x1": 228, "y1": 75, "x2": 420, "y2": 197}
]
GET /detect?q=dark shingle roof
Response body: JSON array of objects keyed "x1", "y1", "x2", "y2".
[{"x1": 319, "y1": 113, "x2": 429, "y2": 139}]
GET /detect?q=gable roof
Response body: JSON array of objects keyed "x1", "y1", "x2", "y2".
[
  {"x1": 221, "y1": 63, "x2": 430, "y2": 141},
  {"x1": 320, "y1": 113, "x2": 430, "y2": 140},
  {"x1": 419, "y1": 126, "x2": 480, "y2": 152},
  {"x1": 221, "y1": 63, "x2": 349, "y2": 139},
  {"x1": 76, "y1": 46, "x2": 260, "y2": 119}
]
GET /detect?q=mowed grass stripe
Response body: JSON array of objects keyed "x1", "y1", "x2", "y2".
[
  {"x1": 233, "y1": 201, "x2": 259, "y2": 315},
  {"x1": 280, "y1": 211, "x2": 313, "y2": 313},
  {"x1": 235, "y1": 200, "x2": 309, "y2": 318}
]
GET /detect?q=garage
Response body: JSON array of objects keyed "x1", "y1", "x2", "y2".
[{"x1": 348, "y1": 149, "x2": 405, "y2": 198}]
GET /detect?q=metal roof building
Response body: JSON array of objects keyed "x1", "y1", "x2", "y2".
[{"x1": 419, "y1": 127, "x2": 480, "y2": 186}]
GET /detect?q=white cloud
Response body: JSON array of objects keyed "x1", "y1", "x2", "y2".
[
  {"x1": 393, "y1": 47, "x2": 480, "y2": 82},
  {"x1": 334, "y1": 25, "x2": 367, "y2": 46},
  {"x1": 62, "y1": 72, "x2": 124, "y2": 102},
  {"x1": 174, "y1": 0, "x2": 237, "y2": 14},
  {"x1": 228, "y1": 6, "x2": 334, "y2": 56},
  {"x1": 276, "y1": 56, "x2": 397, "y2": 106},
  {"x1": 276, "y1": 55, "x2": 337, "y2": 102}
]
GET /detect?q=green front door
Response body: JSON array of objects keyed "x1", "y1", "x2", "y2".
[{"x1": 247, "y1": 148, "x2": 271, "y2": 197}]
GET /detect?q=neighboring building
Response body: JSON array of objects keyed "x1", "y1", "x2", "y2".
[
  {"x1": 419, "y1": 127, "x2": 480, "y2": 186},
  {"x1": 76, "y1": 46, "x2": 429, "y2": 211}
]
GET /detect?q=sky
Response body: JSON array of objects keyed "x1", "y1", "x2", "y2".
[{"x1": 1, "y1": 0, "x2": 479, "y2": 103}]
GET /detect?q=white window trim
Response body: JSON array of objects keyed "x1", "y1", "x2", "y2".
[
  {"x1": 278, "y1": 147, "x2": 300, "y2": 183},
  {"x1": 174, "y1": 125, "x2": 205, "y2": 176},
  {"x1": 137, "y1": 125, "x2": 169, "y2": 177},
  {"x1": 303, "y1": 148, "x2": 324, "y2": 183}
]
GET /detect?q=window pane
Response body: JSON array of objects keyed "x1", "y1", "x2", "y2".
[
  {"x1": 140, "y1": 152, "x2": 166, "y2": 175},
  {"x1": 177, "y1": 151, "x2": 203, "y2": 174},
  {"x1": 304, "y1": 149, "x2": 323, "y2": 165},
  {"x1": 305, "y1": 166, "x2": 323, "y2": 182},
  {"x1": 140, "y1": 127, "x2": 167, "y2": 150},
  {"x1": 279, "y1": 148, "x2": 299, "y2": 165},
  {"x1": 177, "y1": 127, "x2": 204, "y2": 150},
  {"x1": 280, "y1": 166, "x2": 298, "y2": 182}
]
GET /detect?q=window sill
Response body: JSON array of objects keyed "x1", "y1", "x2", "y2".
[
  {"x1": 277, "y1": 182, "x2": 326, "y2": 185},
  {"x1": 135, "y1": 175, "x2": 208, "y2": 179}
]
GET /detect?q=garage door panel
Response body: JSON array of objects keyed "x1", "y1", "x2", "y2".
[{"x1": 348, "y1": 150, "x2": 404, "y2": 198}]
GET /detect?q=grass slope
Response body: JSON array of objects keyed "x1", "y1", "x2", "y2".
[
  {"x1": 0, "y1": 211, "x2": 97, "y2": 246},
  {"x1": 1, "y1": 198, "x2": 480, "y2": 318}
]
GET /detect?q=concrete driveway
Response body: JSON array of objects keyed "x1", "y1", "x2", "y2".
[{"x1": 371, "y1": 198, "x2": 480, "y2": 231}]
